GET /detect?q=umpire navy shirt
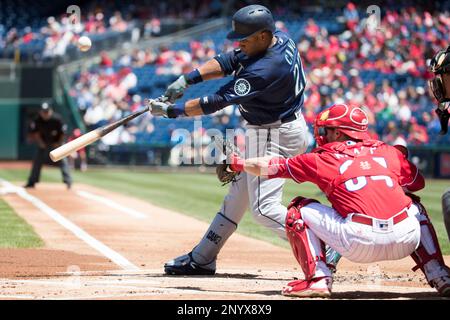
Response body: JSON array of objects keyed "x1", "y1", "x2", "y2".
[
  {"x1": 29, "y1": 114, "x2": 65, "y2": 145},
  {"x1": 213, "y1": 30, "x2": 306, "y2": 125}
]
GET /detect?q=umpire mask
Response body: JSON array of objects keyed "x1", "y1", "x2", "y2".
[
  {"x1": 429, "y1": 46, "x2": 450, "y2": 104},
  {"x1": 429, "y1": 46, "x2": 450, "y2": 135}
]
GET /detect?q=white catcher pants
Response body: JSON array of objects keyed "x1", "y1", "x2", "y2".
[{"x1": 301, "y1": 202, "x2": 421, "y2": 265}]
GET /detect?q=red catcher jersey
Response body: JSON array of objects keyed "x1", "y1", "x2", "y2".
[{"x1": 269, "y1": 140, "x2": 425, "y2": 219}]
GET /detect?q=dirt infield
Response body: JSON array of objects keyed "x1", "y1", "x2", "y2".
[{"x1": 0, "y1": 181, "x2": 448, "y2": 300}]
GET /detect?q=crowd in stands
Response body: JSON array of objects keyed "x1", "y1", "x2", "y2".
[
  {"x1": 42, "y1": 11, "x2": 133, "y2": 59},
  {"x1": 0, "y1": 7, "x2": 135, "y2": 60},
  {"x1": 0, "y1": 0, "x2": 227, "y2": 61},
  {"x1": 68, "y1": 3, "x2": 450, "y2": 155},
  {"x1": 298, "y1": 4, "x2": 450, "y2": 146}
]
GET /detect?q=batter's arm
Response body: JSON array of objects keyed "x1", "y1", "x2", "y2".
[
  {"x1": 184, "y1": 98, "x2": 204, "y2": 117},
  {"x1": 197, "y1": 58, "x2": 224, "y2": 81},
  {"x1": 151, "y1": 92, "x2": 230, "y2": 118},
  {"x1": 167, "y1": 58, "x2": 228, "y2": 116},
  {"x1": 164, "y1": 58, "x2": 225, "y2": 103}
]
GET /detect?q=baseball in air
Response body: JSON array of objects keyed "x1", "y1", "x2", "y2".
[{"x1": 77, "y1": 36, "x2": 92, "y2": 52}]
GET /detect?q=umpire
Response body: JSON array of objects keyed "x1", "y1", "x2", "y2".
[
  {"x1": 24, "y1": 102, "x2": 72, "y2": 189},
  {"x1": 429, "y1": 46, "x2": 450, "y2": 240}
]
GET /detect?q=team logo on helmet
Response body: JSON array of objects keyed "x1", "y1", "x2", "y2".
[
  {"x1": 234, "y1": 78, "x2": 251, "y2": 96},
  {"x1": 320, "y1": 110, "x2": 330, "y2": 121}
]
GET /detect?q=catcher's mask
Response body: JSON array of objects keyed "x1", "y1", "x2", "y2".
[
  {"x1": 314, "y1": 104, "x2": 370, "y2": 146},
  {"x1": 429, "y1": 46, "x2": 450, "y2": 103}
]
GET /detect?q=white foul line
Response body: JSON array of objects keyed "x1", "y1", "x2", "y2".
[
  {"x1": 0, "y1": 178, "x2": 139, "y2": 271},
  {"x1": 76, "y1": 190, "x2": 147, "y2": 219}
]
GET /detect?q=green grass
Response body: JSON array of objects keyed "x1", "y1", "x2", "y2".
[
  {"x1": 0, "y1": 197, "x2": 44, "y2": 248},
  {"x1": 0, "y1": 167, "x2": 449, "y2": 254}
]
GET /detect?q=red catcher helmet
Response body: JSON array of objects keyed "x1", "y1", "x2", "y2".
[{"x1": 314, "y1": 104, "x2": 370, "y2": 146}]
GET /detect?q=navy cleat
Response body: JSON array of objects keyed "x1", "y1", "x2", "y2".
[{"x1": 164, "y1": 252, "x2": 216, "y2": 276}]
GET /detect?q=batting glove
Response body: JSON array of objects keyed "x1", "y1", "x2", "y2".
[
  {"x1": 165, "y1": 75, "x2": 188, "y2": 103},
  {"x1": 147, "y1": 99, "x2": 185, "y2": 118}
]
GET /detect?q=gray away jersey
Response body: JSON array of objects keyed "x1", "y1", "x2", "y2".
[{"x1": 214, "y1": 30, "x2": 306, "y2": 125}]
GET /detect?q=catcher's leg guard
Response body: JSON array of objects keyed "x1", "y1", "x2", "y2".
[
  {"x1": 410, "y1": 201, "x2": 450, "y2": 295},
  {"x1": 443, "y1": 190, "x2": 450, "y2": 241},
  {"x1": 326, "y1": 246, "x2": 342, "y2": 273},
  {"x1": 285, "y1": 196, "x2": 331, "y2": 280}
]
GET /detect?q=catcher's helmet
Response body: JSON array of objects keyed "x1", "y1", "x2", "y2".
[
  {"x1": 227, "y1": 5, "x2": 275, "y2": 41},
  {"x1": 314, "y1": 104, "x2": 370, "y2": 146},
  {"x1": 429, "y1": 46, "x2": 450, "y2": 103}
]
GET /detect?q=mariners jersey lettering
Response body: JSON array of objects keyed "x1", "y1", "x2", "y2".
[
  {"x1": 269, "y1": 140, "x2": 425, "y2": 219},
  {"x1": 214, "y1": 30, "x2": 306, "y2": 125}
]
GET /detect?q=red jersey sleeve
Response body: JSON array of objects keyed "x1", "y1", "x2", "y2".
[
  {"x1": 268, "y1": 153, "x2": 318, "y2": 183},
  {"x1": 393, "y1": 147, "x2": 425, "y2": 192}
]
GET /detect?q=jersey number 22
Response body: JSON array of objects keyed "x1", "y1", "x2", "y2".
[{"x1": 285, "y1": 39, "x2": 305, "y2": 98}]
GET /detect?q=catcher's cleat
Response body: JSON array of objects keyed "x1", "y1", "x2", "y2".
[
  {"x1": 164, "y1": 252, "x2": 216, "y2": 276},
  {"x1": 282, "y1": 276, "x2": 332, "y2": 298}
]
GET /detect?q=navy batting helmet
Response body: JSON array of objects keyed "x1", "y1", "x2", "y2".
[{"x1": 227, "y1": 5, "x2": 275, "y2": 41}]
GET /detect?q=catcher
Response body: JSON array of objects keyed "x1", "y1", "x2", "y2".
[
  {"x1": 428, "y1": 45, "x2": 450, "y2": 241},
  {"x1": 221, "y1": 103, "x2": 450, "y2": 297}
]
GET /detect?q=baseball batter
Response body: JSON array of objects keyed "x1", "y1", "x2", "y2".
[
  {"x1": 148, "y1": 5, "x2": 340, "y2": 275},
  {"x1": 227, "y1": 104, "x2": 450, "y2": 297}
]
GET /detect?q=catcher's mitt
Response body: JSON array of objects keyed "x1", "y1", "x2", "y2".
[
  {"x1": 216, "y1": 162, "x2": 239, "y2": 185},
  {"x1": 214, "y1": 135, "x2": 242, "y2": 186}
]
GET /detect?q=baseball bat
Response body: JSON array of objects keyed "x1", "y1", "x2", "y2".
[{"x1": 49, "y1": 106, "x2": 150, "y2": 162}]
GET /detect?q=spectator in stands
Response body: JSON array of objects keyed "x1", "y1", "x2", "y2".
[
  {"x1": 5, "y1": 28, "x2": 19, "y2": 48},
  {"x1": 144, "y1": 18, "x2": 161, "y2": 38},
  {"x1": 343, "y1": 2, "x2": 359, "y2": 31},
  {"x1": 100, "y1": 51, "x2": 113, "y2": 68},
  {"x1": 110, "y1": 12, "x2": 128, "y2": 33}
]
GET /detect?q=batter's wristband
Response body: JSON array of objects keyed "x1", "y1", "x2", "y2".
[
  {"x1": 230, "y1": 154, "x2": 245, "y2": 172},
  {"x1": 185, "y1": 69, "x2": 203, "y2": 85},
  {"x1": 167, "y1": 103, "x2": 186, "y2": 118}
]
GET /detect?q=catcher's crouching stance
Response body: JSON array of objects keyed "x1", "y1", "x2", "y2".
[{"x1": 225, "y1": 103, "x2": 450, "y2": 297}]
